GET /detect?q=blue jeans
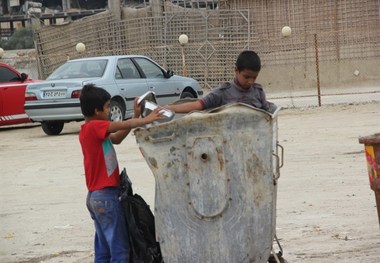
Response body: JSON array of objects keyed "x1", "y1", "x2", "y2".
[{"x1": 87, "y1": 187, "x2": 129, "y2": 263}]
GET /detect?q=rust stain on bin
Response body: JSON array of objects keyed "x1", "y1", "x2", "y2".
[
  {"x1": 148, "y1": 157, "x2": 158, "y2": 169},
  {"x1": 216, "y1": 147, "x2": 225, "y2": 171},
  {"x1": 359, "y1": 133, "x2": 380, "y2": 227}
]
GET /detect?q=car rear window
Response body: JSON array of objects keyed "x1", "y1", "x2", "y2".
[{"x1": 47, "y1": 59, "x2": 108, "y2": 80}]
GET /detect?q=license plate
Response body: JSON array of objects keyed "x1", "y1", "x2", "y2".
[{"x1": 43, "y1": 90, "x2": 66, "y2": 98}]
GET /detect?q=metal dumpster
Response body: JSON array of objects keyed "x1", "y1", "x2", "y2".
[{"x1": 134, "y1": 103, "x2": 282, "y2": 263}]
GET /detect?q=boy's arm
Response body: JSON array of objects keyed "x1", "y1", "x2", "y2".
[
  {"x1": 108, "y1": 119, "x2": 140, "y2": 144},
  {"x1": 108, "y1": 108, "x2": 162, "y2": 144},
  {"x1": 260, "y1": 88, "x2": 270, "y2": 111},
  {"x1": 109, "y1": 98, "x2": 162, "y2": 144},
  {"x1": 109, "y1": 130, "x2": 130, "y2": 145},
  {"x1": 165, "y1": 100, "x2": 204, "y2": 113}
]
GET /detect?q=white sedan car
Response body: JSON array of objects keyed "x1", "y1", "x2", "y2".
[{"x1": 25, "y1": 55, "x2": 203, "y2": 135}]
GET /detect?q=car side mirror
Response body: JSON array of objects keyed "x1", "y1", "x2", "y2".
[
  {"x1": 20, "y1": 73, "x2": 28, "y2": 81},
  {"x1": 164, "y1": 69, "x2": 174, "y2": 78}
]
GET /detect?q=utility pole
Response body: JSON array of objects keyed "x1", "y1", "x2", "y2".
[
  {"x1": 62, "y1": 0, "x2": 71, "y2": 11},
  {"x1": 108, "y1": 0, "x2": 121, "y2": 20}
]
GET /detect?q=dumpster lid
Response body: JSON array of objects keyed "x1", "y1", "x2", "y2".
[{"x1": 359, "y1": 133, "x2": 380, "y2": 144}]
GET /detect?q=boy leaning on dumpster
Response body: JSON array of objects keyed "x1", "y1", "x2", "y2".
[
  {"x1": 165, "y1": 50, "x2": 270, "y2": 113},
  {"x1": 78, "y1": 83, "x2": 163, "y2": 263}
]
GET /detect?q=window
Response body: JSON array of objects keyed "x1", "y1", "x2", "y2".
[
  {"x1": 47, "y1": 60, "x2": 107, "y2": 79},
  {"x1": 134, "y1": 58, "x2": 164, "y2": 79},
  {"x1": 0, "y1": 66, "x2": 19, "y2": 83},
  {"x1": 116, "y1": 58, "x2": 140, "y2": 79},
  {"x1": 84, "y1": 61, "x2": 106, "y2": 77}
]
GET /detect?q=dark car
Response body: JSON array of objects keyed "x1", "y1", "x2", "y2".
[{"x1": 0, "y1": 63, "x2": 41, "y2": 126}]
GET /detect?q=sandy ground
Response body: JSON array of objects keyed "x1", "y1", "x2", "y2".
[{"x1": 1, "y1": 102, "x2": 380, "y2": 263}]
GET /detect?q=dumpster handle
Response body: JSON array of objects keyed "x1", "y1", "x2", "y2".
[
  {"x1": 147, "y1": 133, "x2": 176, "y2": 143},
  {"x1": 277, "y1": 143, "x2": 284, "y2": 168},
  {"x1": 272, "y1": 143, "x2": 284, "y2": 181}
]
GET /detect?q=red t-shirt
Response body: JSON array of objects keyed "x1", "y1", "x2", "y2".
[{"x1": 79, "y1": 120, "x2": 120, "y2": 191}]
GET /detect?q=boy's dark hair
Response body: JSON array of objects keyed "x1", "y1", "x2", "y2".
[
  {"x1": 235, "y1": 50, "x2": 261, "y2": 72},
  {"x1": 80, "y1": 83, "x2": 111, "y2": 117}
]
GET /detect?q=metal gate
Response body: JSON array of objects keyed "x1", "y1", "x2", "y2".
[{"x1": 163, "y1": 10, "x2": 250, "y2": 89}]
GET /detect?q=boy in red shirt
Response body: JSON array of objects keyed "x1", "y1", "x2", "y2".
[{"x1": 79, "y1": 84, "x2": 163, "y2": 262}]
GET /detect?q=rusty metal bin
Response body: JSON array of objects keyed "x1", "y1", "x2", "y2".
[
  {"x1": 134, "y1": 103, "x2": 282, "y2": 263},
  {"x1": 358, "y1": 133, "x2": 380, "y2": 227}
]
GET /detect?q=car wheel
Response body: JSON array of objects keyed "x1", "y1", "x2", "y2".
[
  {"x1": 41, "y1": 121, "x2": 64, "y2": 135},
  {"x1": 181, "y1": 91, "x2": 195, "y2": 99},
  {"x1": 110, "y1": 100, "x2": 125, "y2": 122}
]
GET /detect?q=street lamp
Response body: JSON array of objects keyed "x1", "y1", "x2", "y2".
[
  {"x1": 313, "y1": 33, "x2": 321, "y2": 107},
  {"x1": 0, "y1": 48, "x2": 4, "y2": 58},
  {"x1": 281, "y1": 26, "x2": 292, "y2": 37},
  {"x1": 178, "y1": 34, "x2": 188, "y2": 76},
  {"x1": 281, "y1": 26, "x2": 321, "y2": 106},
  {"x1": 76, "y1": 42, "x2": 86, "y2": 53}
]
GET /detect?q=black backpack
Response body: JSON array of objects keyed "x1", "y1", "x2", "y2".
[{"x1": 119, "y1": 168, "x2": 164, "y2": 263}]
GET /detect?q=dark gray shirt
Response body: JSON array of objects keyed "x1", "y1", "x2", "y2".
[{"x1": 200, "y1": 80, "x2": 269, "y2": 111}]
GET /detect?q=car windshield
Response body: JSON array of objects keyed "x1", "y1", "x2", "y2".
[{"x1": 47, "y1": 59, "x2": 108, "y2": 80}]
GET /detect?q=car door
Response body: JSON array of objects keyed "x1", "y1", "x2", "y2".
[
  {"x1": 0, "y1": 66, "x2": 28, "y2": 123},
  {"x1": 133, "y1": 57, "x2": 181, "y2": 106},
  {"x1": 114, "y1": 58, "x2": 149, "y2": 113}
]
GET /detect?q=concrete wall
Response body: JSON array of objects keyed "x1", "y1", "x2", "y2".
[
  {"x1": 0, "y1": 49, "x2": 39, "y2": 80},
  {"x1": 259, "y1": 58, "x2": 380, "y2": 93}
]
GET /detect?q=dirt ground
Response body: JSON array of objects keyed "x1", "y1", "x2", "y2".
[{"x1": 1, "y1": 102, "x2": 380, "y2": 263}]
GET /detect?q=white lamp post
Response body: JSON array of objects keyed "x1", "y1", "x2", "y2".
[
  {"x1": 281, "y1": 26, "x2": 322, "y2": 106},
  {"x1": 76, "y1": 42, "x2": 86, "y2": 53},
  {"x1": 0, "y1": 48, "x2": 4, "y2": 58},
  {"x1": 281, "y1": 26, "x2": 292, "y2": 37},
  {"x1": 178, "y1": 34, "x2": 189, "y2": 76}
]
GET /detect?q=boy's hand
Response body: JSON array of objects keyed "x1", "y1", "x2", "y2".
[
  {"x1": 133, "y1": 97, "x2": 141, "y2": 118},
  {"x1": 143, "y1": 107, "x2": 165, "y2": 123}
]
